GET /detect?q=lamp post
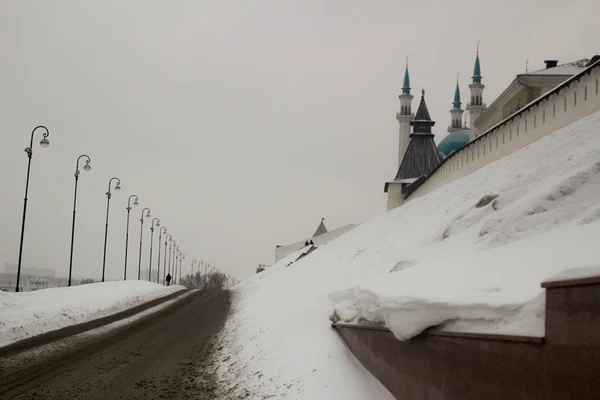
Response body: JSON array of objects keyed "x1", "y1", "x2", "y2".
[
  {"x1": 124, "y1": 195, "x2": 139, "y2": 280},
  {"x1": 148, "y1": 218, "x2": 160, "y2": 281},
  {"x1": 157, "y1": 227, "x2": 166, "y2": 284},
  {"x1": 181, "y1": 253, "x2": 185, "y2": 285},
  {"x1": 205, "y1": 263, "x2": 210, "y2": 289},
  {"x1": 16, "y1": 126, "x2": 50, "y2": 293},
  {"x1": 137, "y1": 208, "x2": 151, "y2": 280},
  {"x1": 168, "y1": 239, "x2": 175, "y2": 280},
  {"x1": 197, "y1": 260, "x2": 203, "y2": 289},
  {"x1": 101, "y1": 177, "x2": 121, "y2": 282},
  {"x1": 68, "y1": 155, "x2": 92, "y2": 287},
  {"x1": 172, "y1": 244, "x2": 179, "y2": 281},
  {"x1": 164, "y1": 234, "x2": 171, "y2": 285},
  {"x1": 192, "y1": 258, "x2": 197, "y2": 288},
  {"x1": 176, "y1": 251, "x2": 185, "y2": 285}
]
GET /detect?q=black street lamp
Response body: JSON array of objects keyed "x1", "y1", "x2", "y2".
[
  {"x1": 16, "y1": 126, "x2": 50, "y2": 293},
  {"x1": 124, "y1": 194, "x2": 139, "y2": 280},
  {"x1": 102, "y1": 177, "x2": 121, "y2": 282},
  {"x1": 168, "y1": 238, "x2": 175, "y2": 282},
  {"x1": 179, "y1": 253, "x2": 185, "y2": 285},
  {"x1": 163, "y1": 234, "x2": 171, "y2": 285},
  {"x1": 192, "y1": 258, "x2": 197, "y2": 288},
  {"x1": 198, "y1": 260, "x2": 204, "y2": 288},
  {"x1": 157, "y1": 227, "x2": 167, "y2": 283},
  {"x1": 68, "y1": 155, "x2": 92, "y2": 287},
  {"x1": 137, "y1": 207, "x2": 151, "y2": 280},
  {"x1": 172, "y1": 244, "x2": 179, "y2": 281},
  {"x1": 148, "y1": 218, "x2": 160, "y2": 281},
  {"x1": 205, "y1": 263, "x2": 210, "y2": 288}
]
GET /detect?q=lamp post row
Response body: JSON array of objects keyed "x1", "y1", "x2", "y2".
[{"x1": 14, "y1": 125, "x2": 197, "y2": 291}]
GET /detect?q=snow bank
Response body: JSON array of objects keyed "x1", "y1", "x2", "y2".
[
  {"x1": 215, "y1": 111, "x2": 600, "y2": 399},
  {"x1": 0, "y1": 281, "x2": 184, "y2": 347}
]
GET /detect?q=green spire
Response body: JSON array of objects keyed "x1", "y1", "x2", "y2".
[
  {"x1": 401, "y1": 55, "x2": 411, "y2": 95},
  {"x1": 453, "y1": 74, "x2": 461, "y2": 109},
  {"x1": 472, "y1": 42, "x2": 482, "y2": 84}
]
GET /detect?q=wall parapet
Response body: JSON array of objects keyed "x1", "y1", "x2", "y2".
[
  {"x1": 405, "y1": 57, "x2": 600, "y2": 201},
  {"x1": 333, "y1": 272, "x2": 600, "y2": 399}
]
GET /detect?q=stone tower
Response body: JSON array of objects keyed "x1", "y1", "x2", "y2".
[
  {"x1": 396, "y1": 57, "x2": 414, "y2": 167},
  {"x1": 467, "y1": 43, "x2": 486, "y2": 140}
]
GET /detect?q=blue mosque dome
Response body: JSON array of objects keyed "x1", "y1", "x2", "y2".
[{"x1": 437, "y1": 129, "x2": 470, "y2": 157}]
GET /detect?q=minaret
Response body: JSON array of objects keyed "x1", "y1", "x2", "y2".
[
  {"x1": 448, "y1": 73, "x2": 464, "y2": 132},
  {"x1": 396, "y1": 55, "x2": 414, "y2": 167},
  {"x1": 467, "y1": 42, "x2": 486, "y2": 140}
]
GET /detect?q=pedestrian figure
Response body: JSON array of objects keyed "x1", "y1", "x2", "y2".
[
  {"x1": 305, "y1": 241, "x2": 309, "y2": 246},
  {"x1": 166, "y1": 273, "x2": 172, "y2": 286}
]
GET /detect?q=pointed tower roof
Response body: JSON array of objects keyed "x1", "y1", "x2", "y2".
[
  {"x1": 394, "y1": 132, "x2": 443, "y2": 180},
  {"x1": 472, "y1": 43, "x2": 482, "y2": 84},
  {"x1": 312, "y1": 218, "x2": 328, "y2": 237},
  {"x1": 453, "y1": 80, "x2": 461, "y2": 109},
  {"x1": 401, "y1": 56, "x2": 411, "y2": 95},
  {"x1": 410, "y1": 89, "x2": 436, "y2": 133}
]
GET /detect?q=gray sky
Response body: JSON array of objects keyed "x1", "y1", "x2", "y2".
[{"x1": 1, "y1": 0, "x2": 598, "y2": 282}]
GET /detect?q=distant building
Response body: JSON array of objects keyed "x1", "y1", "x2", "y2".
[{"x1": 274, "y1": 218, "x2": 356, "y2": 263}]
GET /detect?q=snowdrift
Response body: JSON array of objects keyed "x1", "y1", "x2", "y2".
[
  {"x1": 0, "y1": 281, "x2": 184, "y2": 347},
  {"x1": 215, "y1": 111, "x2": 600, "y2": 399}
]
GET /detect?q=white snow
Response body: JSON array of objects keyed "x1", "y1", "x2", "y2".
[
  {"x1": 543, "y1": 264, "x2": 600, "y2": 283},
  {"x1": 0, "y1": 281, "x2": 184, "y2": 347},
  {"x1": 529, "y1": 59, "x2": 589, "y2": 76},
  {"x1": 214, "y1": 110, "x2": 600, "y2": 399}
]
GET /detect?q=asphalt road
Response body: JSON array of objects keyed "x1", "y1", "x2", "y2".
[{"x1": 0, "y1": 289, "x2": 231, "y2": 400}]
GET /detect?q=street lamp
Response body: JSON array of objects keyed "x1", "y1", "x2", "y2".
[
  {"x1": 180, "y1": 253, "x2": 185, "y2": 285},
  {"x1": 68, "y1": 155, "x2": 92, "y2": 287},
  {"x1": 137, "y1": 208, "x2": 151, "y2": 280},
  {"x1": 172, "y1": 244, "x2": 178, "y2": 281},
  {"x1": 148, "y1": 218, "x2": 160, "y2": 281},
  {"x1": 101, "y1": 177, "x2": 121, "y2": 282},
  {"x1": 157, "y1": 227, "x2": 167, "y2": 284},
  {"x1": 205, "y1": 263, "x2": 210, "y2": 289},
  {"x1": 164, "y1": 234, "x2": 172, "y2": 285},
  {"x1": 123, "y1": 194, "x2": 139, "y2": 280},
  {"x1": 168, "y1": 239, "x2": 175, "y2": 283},
  {"x1": 16, "y1": 126, "x2": 50, "y2": 293},
  {"x1": 192, "y1": 258, "x2": 197, "y2": 288},
  {"x1": 198, "y1": 260, "x2": 204, "y2": 289}
]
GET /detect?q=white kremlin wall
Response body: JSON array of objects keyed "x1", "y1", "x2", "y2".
[
  {"x1": 274, "y1": 224, "x2": 357, "y2": 263},
  {"x1": 408, "y1": 60, "x2": 600, "y2": 201}
]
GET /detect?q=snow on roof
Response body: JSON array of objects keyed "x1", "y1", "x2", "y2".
[
  {"x1": 528, "y1": 59, "x2": 589, "y2": 76},
  {"x1": 214, "y1": 111, "x2": 600, "y2": 399}
]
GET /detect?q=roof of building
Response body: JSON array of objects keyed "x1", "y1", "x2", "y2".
[
  {"x1": 411, "y1": 90, "x2": 436, "y2": 134},
  {"x1": 413, "y1": 90, "x2": 433, "y2": 121},
  {"x1": 437, "y1": 129, "x2": 470, "y2": 157},
  {"x1": 453, "y1": 83, "x2": 461, "y2": 109},
  {"x1": 472, "y1": 53, "x2": 482, "y2": 84},
  {"x1": 312, "y1": 218, "x2": 328, "y2": 237},
  {"x1": 394, "y1": 89, "x2": 442, "y2": 179},
  {"x1": 402, "y1": 66, "x2": 411, "y2": 96},
  {"x1": 528, "y1": 59, "x2": 589, "y2": 76},
  {"x1": 394, "y1": 132, "x2": 443, "y2": 180}
]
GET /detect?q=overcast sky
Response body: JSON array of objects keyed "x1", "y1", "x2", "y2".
[{"x1": 1, "y1": 0, "x2": 598, "y2": 282}]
